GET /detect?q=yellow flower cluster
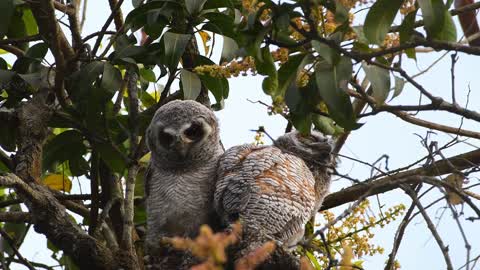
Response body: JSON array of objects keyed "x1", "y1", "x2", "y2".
[
  {"x1": 271, "y1": 48, "x2": 289, "y2": 63},
  {"x1": 253, "y1": 131, "x2": 265, "y2": 145},
  {"x1": 383, "y1": 33, "x2": 400, "y2": 49},
  {"x1": 241, "y1": 0, "x2": 270, "y2": 21},
  {"x1": 310, "y1": 199, "x2": 406, "y2": 267},
  {"x1": 291, "y1": 17, "x2": 310, "y2": 41},
  {"x1": 269, "y1": 97, "x2": 288, "y2": 116},
  {"x1": 241, "y1": 0, "x2": 257, "y2": 13},
  {"x1": 193, "y1": 57, "x2": 256, "y2": 79},
  {"x1": 297, "y1": 69, "x2": 311, "y2": 88}
]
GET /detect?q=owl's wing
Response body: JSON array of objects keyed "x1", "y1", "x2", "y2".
[{"x1": 214, "y1": 144, "x2": 316, "y2": 244}]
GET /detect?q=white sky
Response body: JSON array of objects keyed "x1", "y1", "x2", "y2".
[{"x1": 7, "y1": 1, "x2": 480, "y2": 269}]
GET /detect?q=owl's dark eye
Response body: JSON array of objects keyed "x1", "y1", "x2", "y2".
[
  {"x1": 158, "y1": 130, "x2": 174, "y2": 146},
  {"x1": 184, "y1": 122, "x2": 204, "y2": 141}
]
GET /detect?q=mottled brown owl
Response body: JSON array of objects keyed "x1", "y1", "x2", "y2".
[{"x1": 214, "y1": 131, "x2": 334, "y2": 259}]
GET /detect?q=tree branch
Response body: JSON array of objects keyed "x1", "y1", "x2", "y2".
[
  {"x1": 321, "y1": 148, "x2": 480, "y2": 210},
  {"x1": 0, "y1": 212, "x2": 31, "y2": 223},
  {"x1": 402, "y1": 185, "x2": 454, "y2": 270},
  {"x1": 0, "y1": 227, "x2": 35, "y2": 270}
]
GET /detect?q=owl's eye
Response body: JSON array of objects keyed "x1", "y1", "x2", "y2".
[
  {"x1": 158, "y1": 130, "x2": 174, "y2": 146},
  {"x1": 184, "y1": 122, "x2": 204, "y2": 141}
]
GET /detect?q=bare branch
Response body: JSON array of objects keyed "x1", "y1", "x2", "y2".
[
  {"x1": 322, "y1": 148, "x2": 480, "y2": 210},
  {"x1": 402, "y1": 185, "x2": 453, "y2": 270},
  {"x1": 0, "y1": 227, "x2": 36, "y2": 270}
]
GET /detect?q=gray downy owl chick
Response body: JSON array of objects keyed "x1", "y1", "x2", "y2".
[
  {"x1": 145, "y1": 100, "x2": 224, "y2": 255},
  {"x1": 214, "y1": 130, "x2": 334, "y2": 260}
]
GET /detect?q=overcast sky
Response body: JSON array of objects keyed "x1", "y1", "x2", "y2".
[{"x1": 8, "y1": 1, "x2": 480, "y2": 269}]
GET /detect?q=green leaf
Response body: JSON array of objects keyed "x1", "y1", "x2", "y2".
[
  {"x1": 0, "y1": 57, "x2": 8, "y2": 69},
  {"x1": 334, "y1": 0, "x2": 349, "y2": 23},
  {"x1": 185, "y1": 0, "x2": 207, "y2": 14},
  {"x1": 140, "y1": 90, "x2": 157, "y2": 107},
  {"x1": 364, "y1": 0, "x2": 403, "y2": 45},
  {"x1": 204, "y1": 0, "x2": 235, "y2": 9},
  {"x1": 399, "y1": 10, "x2": 417, "y2": 59},
  {"x1": 313, "y1": 114, "x2": 344, "y2": 136},
  {"x1": 181, "y1": 69, "x2": 202, "y2": 100},
  {"x1": 291, "y1": 112, "x2": 312, "y2": 135},
  {"x1": 221, "y1": 36, "x2": 239, "y2": 62},
  {"x1": 277, "y1": 54, "x2": 307, "y2": 97},
  {"x1": 418, "y1": 0, "x2": 457, "y2": 41},
  {"x1": 163, "y1": 32, "x2": 191, "y2": 69},
  {"x1": 193, "y1": 55, "x2": 229, "y2": 103},
  {"x1": 139, "y1": 68, "x2": 156, "y2": 82},
  {"x1": 25, "y1": 42, "x2": 49, "y2": 61},
  {"x1": 96, "y1": 142, "x2": 126, "y2": 173},
  {"x1": 255, "y1": 47, "x2": 276, "y2": 77},
  {"x1": 202, "y1": 12, "x2": 236, "y2": 39},
  {"x1": 77, "y1": 61, "x2": 105, "y2": 91},
  {"x1": 0, "y1": 0, "x2": 14, "y2": 38},
  {"x1": 315, "y1": 56, "x2": 357, "y2": 130},
  {"x1": 69, "y1": 156, "x2": 89, "y2": 177},
  {"x1": 362, "y1": 63, "x2": 391, "y2": 104},
  {"x1": 0, "y1": 70, "x2": 15, "y2": 84},
  {"x1": 125, "y1": 0, "x2": 181, "y2": 31},
  {"x1": 392, "y1": 76, "x2": 406, "y2": 100},
  {"x1": 114, "y1": 45, "x2": 147, "y2": 60},
  {"x1": 433, "y1": 8, "x2": 457, "y2": 41},
  {"x1": 102, "y1": 63, "x2": 122, "y2": 92},
  {"x1": 312, "y1": 40, "x2": 339, "y2": 65},
  {"x1": 43, "y1": 130, "x2": 87, "y2": 171},
  {"x1": 22, "y1": 9, "x2": 38, "y2": 36},
  {"x1": 306, "y1": 251, "x2": 322, "y2": 270}
]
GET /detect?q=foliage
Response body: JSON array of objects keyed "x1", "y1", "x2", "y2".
[{"x1": 0, "y1": 0, "x2": 479, "y2": 269}]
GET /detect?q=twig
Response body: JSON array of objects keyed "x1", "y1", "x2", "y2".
[
  {"x1": 0, "y1": 228, "x2": 35, "y2": 270},
  {"x1": 108, "y1": 0, "x2": 124, "y2": 31},
  {"x1": 450, "y1": 53, "x2": 459, "y2": 104},
  {"x1": 91, "y1": 0, "x2": 124, "y2": 56},
  {"x1": 82, "y1": 31, "x2": 116, "y2": 42},
  {"x1": 0, "y1": 34, "x2": 42, "y2": 45},
  {"x1": 447, "y1": 203, "x2": 471, "y2": 270},
  {"x1": 385, "y1": 186, "x2": 421, "y2": 270},
  {"x1": 402, "y1": 185, "x2": 454, "y2": 270},
  {"x1": 0, "y1": 45, "x2": 25, "y2": 57}
]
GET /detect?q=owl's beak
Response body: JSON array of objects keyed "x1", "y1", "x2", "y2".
[{"x1": 172, "y1": 136, "x2": 190, "y2": 158}]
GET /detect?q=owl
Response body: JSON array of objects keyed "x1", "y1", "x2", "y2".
[
  {"x1": 214, "y1": 130, "x2": 334, "y2": 259},
  {"x1": 144, "y1": 100, "x2": 224, "y2": 258}
]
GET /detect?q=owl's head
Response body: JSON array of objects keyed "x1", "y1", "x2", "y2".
[
  {"x1": 146, "y1": 100, "x2": 220, "y2": 167},
  {"x1": 275, "y1": 130, "x2": 333, "y2": 167}
]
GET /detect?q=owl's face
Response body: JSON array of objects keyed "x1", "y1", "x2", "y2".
[
  {"x1": 146, "y1": 100, "x2": 220, "y2": 167},
  {"x1": 275, "y1": 131, "x2": 332, "y2": 162}
]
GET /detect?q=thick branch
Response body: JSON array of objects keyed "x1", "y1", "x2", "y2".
[
  {"x1": 0, "y1": 173, "x2": 116, "y2": 269},
  {"x1": 0, "y1": 212, "x2": 31, "y2": 223},
  {"x1": 321, "y1": 148, "x2": 480, "y2": 210}
]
